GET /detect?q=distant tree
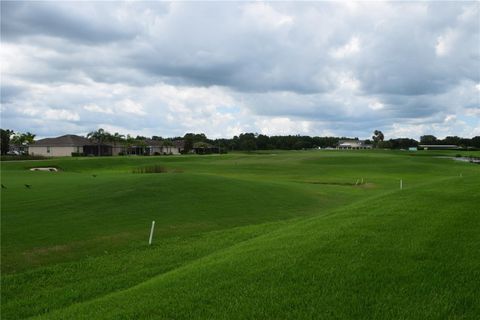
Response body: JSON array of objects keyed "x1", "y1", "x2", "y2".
[
  {"x1": 471, "y1": 136, "x2": 480, "y2": 148},
  {"x1": 239, "y1": 133, "x2": 257, "y2": 151},
  {"x1": 0, "y1": 129, "x2": 14, "y2": 155},
  {"x1": 256, "y1": 134, "x2": 270, "y2": 150},
  {"x1": 181, "y1": 133, "x2": 209, "y2": 153},
  {"x1": 378, "y1": 140, "x2": 392, "y2": 149},
  {"x1": 443, "y1": 136, "x2": 462, "y2": 146},
  {"x1": 11, "y1": 132, "x2": 36, "y2": 145},
  {"x1": 111, "y1": 132, "x2": 125, "y2": 143},
  {"x1": 372, "y1": 130, "x2": 385, "y2": 147},
  {"x1": 183, "y1": 134, "x2": 195, "y2": 153},
  {"x1": 388, "y1": 138, "x2": 418, "y2": 149},
  {"x1": 24, "y1": 132, "x2": 36, "y2": 144},
  {"x1": 420, "y1": 135, "x2": 437, "y2": 145}
]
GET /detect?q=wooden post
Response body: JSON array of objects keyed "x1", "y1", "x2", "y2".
[{"x1": 149, "y1": 221, "x2": 155, "y2": 245}]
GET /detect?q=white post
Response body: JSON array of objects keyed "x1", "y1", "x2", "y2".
[
  {"x1": 149, "y1": 220, "x2": 155, "y2": 245},
  {"x1": 356, "y1": 179, "x2": 359, "y2": 185},
  {"x1": 361, "y1": 178, "x2": 364, "y2": 184},
  {"x1": 400, "y1": 179, "x2": 403, "y2": 190}
]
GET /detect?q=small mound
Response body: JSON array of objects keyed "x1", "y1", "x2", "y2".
[{"x1": 29, "y1": 167, "x2": 59, "y2": 172}]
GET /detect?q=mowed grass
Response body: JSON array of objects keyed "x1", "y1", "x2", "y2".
[{"x1": 1, "y1": 150, "x2": 479, "y2": 319}]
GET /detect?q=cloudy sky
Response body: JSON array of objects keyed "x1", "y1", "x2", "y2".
[{"x1": 1, "y1": 1, "x2": 479, "y2": 139}]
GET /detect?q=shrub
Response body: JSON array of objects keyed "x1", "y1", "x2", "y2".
[
  {"x1": 71, "y1": 152, "x2": 85, "y2": 157},
  {"x1": 0, "y1": 155, "x2": 47, "y2": 161}
]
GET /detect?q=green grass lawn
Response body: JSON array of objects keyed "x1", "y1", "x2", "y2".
[{"x1": 1, "y1": 150, "x2": 479, "y2": 319}]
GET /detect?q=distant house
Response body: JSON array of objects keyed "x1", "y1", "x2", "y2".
[
  {"x1": 419, "y1": 145, "x2": 460, "y2": 150},
  {"x1": 192, "y1": 142, "x2": 220, "y2": 154},
  {"x1": 126, "y1": 139, "x2": 181, "y2": 155},
  {"x1": 29, "y1": 134, "x2": 120, "y2": 157},
  {"x1": 337, "y1": 140, "x2": 372, "y2": 150},
  {"x1": 174, "y1": 140, "x2": 185, "y2": 153},
  {"x1": 28, "y1": 134, "x2": 184, "y2": 157},
  {"x1": 29, "y1": 135, "x2": 92, "y2": 157}
]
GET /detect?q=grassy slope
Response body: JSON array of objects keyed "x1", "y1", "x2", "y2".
[
  {"x1": 1, "y1": 150, "x2": 479, "y2": 319},
  {"x1": 35, "y1": 176, "x2": 480, "y2": 320}
]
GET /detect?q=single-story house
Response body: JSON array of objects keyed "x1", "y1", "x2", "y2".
[
  {"x1": 125, "y1": 139, "x2": 181, "y2": 155},
  {"x1": 337, "y1": 140, "x2": 372, "y2": 150},
  {"x1": 29, "y1": 135, "x2": 131, "y2": 157},
  {"x1": 29, "y1": 135, "x2": 92, "y2": 157},
  {"x1": 28, "y1": 135, "x2": 184, "y2": 157}
]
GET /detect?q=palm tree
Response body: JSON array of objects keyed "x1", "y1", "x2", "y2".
[
  {"x1": 112, "y1": 132, "x2": 125, "y2": 142},
  {"x1": 23, "y1": 132, "x2": 36, "y2": 144},
  {"x1": 372, "y1": 130, "x2": 384, "y2": 148},
  {"x1": 87, "y1": 128, "x2": 108, "y2": 156}
]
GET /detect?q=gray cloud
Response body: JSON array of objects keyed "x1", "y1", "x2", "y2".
[
  {"x1": 1, "y1": 2, "x2": 479, "y2": 139},
  {"x1": 1, "y1": 1, "x2": 139, "y2": 43}
]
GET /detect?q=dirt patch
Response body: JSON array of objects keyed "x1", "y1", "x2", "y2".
[
  {"x1": 300, "y1": 180, "x2": 375, "y2": 188},
  {"x1": 23, "y1": 244, "x2": 70, "y2": 258},
  {"x1": 358, "y1": 182, "x2": 376, "y2": 189},
  {"x1": 132, "y1": 165, "x2": 183, "y2": 174},
  {"x1": 302, "y1": 181, "x2": 356, "y2": 186}
]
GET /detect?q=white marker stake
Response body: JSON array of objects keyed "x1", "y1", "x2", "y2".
[
  {"x1": 149, "y1": 220, "x2": 155, "y2": 245},
  {"x1": 400, "y1": 179, "x2": 403, "y2": 190}
]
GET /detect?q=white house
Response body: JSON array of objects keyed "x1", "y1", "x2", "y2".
[{"x1": 337, "y1": 140, "x2": 372, "y2": 150}]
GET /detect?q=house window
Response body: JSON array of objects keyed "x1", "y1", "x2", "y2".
[{"x1": 47, "y1": 146, "x2": 51, "y2": 153}]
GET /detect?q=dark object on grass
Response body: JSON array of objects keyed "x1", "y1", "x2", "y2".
[
  {"x1": 92, "y1": 174, "x2": 97, "y2": 178},
  {"x1": 132, "y1": 165, "x2": 168, "y2": 174},
  {"x1": 1, "y1": 184, "x2": 6, "y2": 189},
  {"x1": 24, "y1": 184, "x2": 32, "y2": 189}
]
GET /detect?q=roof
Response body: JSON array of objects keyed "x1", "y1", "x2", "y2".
[
  {"x1": 144, "y1": 139, "x2": 164, "y2": 147},
  {"x1": 174, "y1": 140, "x2": 185, "y2": 148},
  {"x1": 32, "y1": 134, "x2": 90, "y2": 147}
]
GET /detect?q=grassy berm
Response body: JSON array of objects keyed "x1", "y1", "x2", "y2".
[{"x1": 1, "y1": 150, "x2": 479, "y2": 319}]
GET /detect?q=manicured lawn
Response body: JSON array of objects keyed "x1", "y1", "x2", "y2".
[{"x1": 1, "y1": 150, "x2": 479, "y2": 319}]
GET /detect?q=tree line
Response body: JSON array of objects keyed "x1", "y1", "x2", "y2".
[{"x1": 1, "y1": 128, "x2": 480, "y2": 155}]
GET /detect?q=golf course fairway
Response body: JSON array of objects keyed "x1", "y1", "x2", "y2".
[{"x1": 1, "y1": 150, "x2": 479, "y2": 319}]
